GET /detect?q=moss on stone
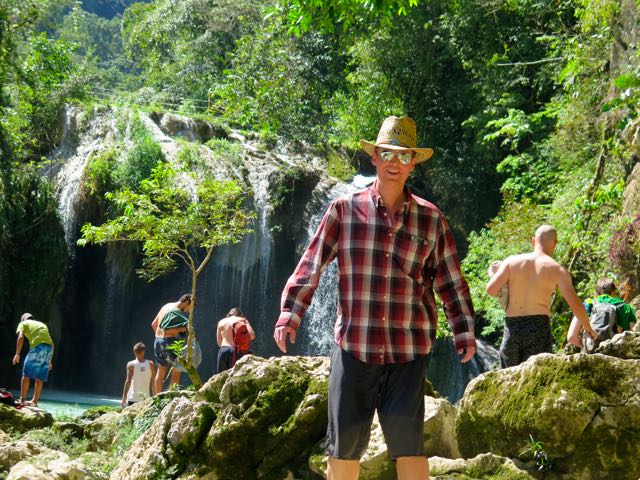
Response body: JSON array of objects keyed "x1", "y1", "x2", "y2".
[
  {"x1": 457, "y1": 354, "x2": 640, "y2": 478},
  {"x1": 188, "y1": 365, "x2": 328, "y2": 480}
]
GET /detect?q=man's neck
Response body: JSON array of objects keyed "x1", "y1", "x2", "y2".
[{"x1": 375, "y1": 179, "x2": 407, "y2": 214}]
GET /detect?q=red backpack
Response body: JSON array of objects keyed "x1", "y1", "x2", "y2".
[{"x1": 233, "y1": 319, "x2": 252, "y2": 354}]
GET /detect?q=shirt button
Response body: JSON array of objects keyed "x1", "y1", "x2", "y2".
[
  {"x1": 386, "y1": 253, "x2": 390, "y2": 257},
  {"x1": 382, "y1": 316, "x2": 386, "y2": 321}
]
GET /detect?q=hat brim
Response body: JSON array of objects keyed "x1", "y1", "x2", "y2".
[{"x1": 360, "y1": 140, "x2": 433, "y2": 164}]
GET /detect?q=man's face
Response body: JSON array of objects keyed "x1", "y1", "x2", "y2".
[{"x1": 372, "y1": 148, "x2": 416, "y2": 185}]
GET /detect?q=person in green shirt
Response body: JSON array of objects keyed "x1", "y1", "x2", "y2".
[
  {"x1": 566, "y1": 278, "x2": 636, "y2": 348},
  {"x1": 12, "y1": 313, "x2": 55, "y2": 407}
]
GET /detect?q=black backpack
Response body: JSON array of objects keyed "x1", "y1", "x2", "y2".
[
  {"x1": 582, "y1": 302, "x2": 621, "y2": 353},
  {"x1": 0, "y1": 388, "x2": 18, "y2": 408}
]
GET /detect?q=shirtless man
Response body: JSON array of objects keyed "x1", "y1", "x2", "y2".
[
  {"x1": 216, "y1": 307, "x2": 255, "y2": 373},
  {"x1": 486, "y1": 225, "x2": 596, "y2": 367},
  {"x1": 151, "y1": 293, "x2": 192, "y2": 393}
]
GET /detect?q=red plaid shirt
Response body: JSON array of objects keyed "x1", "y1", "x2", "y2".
[{"x1": 276, "y1": 183, "x2": 476, "y2": 364}]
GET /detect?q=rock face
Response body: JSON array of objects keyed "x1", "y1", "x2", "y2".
[
  {"x1": 456, "y1": 353, "x2": 640, "y2": 480},
  {"x1": 112, "y1": 355, "x2": 330, "y2": 480},
  {"x1": 597, "y1": 330, "x2": 640, "y2": 359},
  {"x1": 0, "y1": 405, "x2": 53, "y2": 433}
]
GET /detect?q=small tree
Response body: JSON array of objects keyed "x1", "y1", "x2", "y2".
[{"x1": 78, "y1": 161, "x2": 255, "y2": 389}]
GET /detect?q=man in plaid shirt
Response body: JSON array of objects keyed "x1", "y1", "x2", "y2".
[{"x1": 274, "y1": 116, "x2": 476, "y2": 480}]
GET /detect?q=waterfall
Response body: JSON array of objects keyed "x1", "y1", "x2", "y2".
[{"x1": 48, "y1": 106, "x2": 114, "y2": 252}]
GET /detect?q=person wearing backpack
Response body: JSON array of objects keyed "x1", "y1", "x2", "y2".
[
  {"x1": 216, "y1": 307, "x2": 255, "y2": 373},
  {"x1": 566, "y1": 278, "x2": 636, "y2": 351},
  {"x1": 12, "y1": 313, "x2": 55, "y2": 407}
]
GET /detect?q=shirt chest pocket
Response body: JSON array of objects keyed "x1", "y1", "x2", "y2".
[{"x1": 394, "y1": 231, "x2": 433, "y2": 279}]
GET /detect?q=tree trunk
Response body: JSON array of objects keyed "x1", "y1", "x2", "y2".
[{"x1": 180, "y1": 269, "x2": 202, "y2": 390}]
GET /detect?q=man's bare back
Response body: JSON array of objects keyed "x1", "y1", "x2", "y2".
[
  {"x1": 498, "y1": 252, "x2": 563, "y2": 317},
  {"x1": 217, "y1": 317, "x2": 238, "y2": 348},
  {"x1": 486, "y1": 225, "x2": 595, "y2": 334}
]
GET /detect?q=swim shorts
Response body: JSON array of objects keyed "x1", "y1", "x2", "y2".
[
  {"x1": 23, "y1": 343, "x2": 53, "y2": 381},
  {"x1": 325, "y1": 346, "x2": 427, "y2": 460},
  {"x1": 154, "y1": 336, "x2": 182, "y2": 367},
  {"x1": 500, "y1": 315, "x2": 553, "y2": 368},
  {"x1": 216, "y1": 346, "x2": 234, "y2": 374}
]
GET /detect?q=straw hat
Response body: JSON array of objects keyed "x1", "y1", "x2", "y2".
[{"x1": 360, "y1": 116, "x2": 433, "y2": 163}]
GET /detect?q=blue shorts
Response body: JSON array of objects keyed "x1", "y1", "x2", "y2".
[
  {"x1": 154, "y1": 336, "x2": 182, "y2": 367},
  {"x1": 325, "y1": 346, "x2": 427, "y2": 460},
  {"x1": 23, "y1": 344, "x2": 53, "y2": 381}
]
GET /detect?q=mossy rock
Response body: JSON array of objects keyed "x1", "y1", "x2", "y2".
[
  {"x1": 0, "y1": 405, "x2": 53, "y2": 433},
  {"x1": 76, "y1": 405, "x2": 120, "y2": 423},
  {"x1": 456, "y1": 353, "x2": 640, "y2": 479},
  {"x1": 188, "y1": 356, "x2": 329, "y2": 480}
]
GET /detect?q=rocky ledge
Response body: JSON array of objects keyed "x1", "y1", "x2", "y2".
[{"x1": 0, "y1": 331, "x2": 639, "y2": 480}]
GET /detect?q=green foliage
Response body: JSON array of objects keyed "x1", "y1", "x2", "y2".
[
  {"x1": 115, "y1": 136, "x2": 164, "y2": 190},
  {"x1": 270, "y1": 0, "x2": 421, "y2": 34},
  {"x1": 4, "y1": 31, "x2": 79, "y2": 159},
  {"x1": 205, "y1": 138, "x2": 243, "y2": 165},
  {"x1": 84, "y1": 148, "x2": 118, "y2": 196},
  {"x1": 21, "y1": 426, "x2": 90, "y2": 458},
  {"x1": 212, "y1": 10, "x2": 347, "y2": 141},
  {"x1": 121, "y1": 0, "x2": 261, "y2": 109},
  {"x1": 325, "y1": 150, "x2": 355, "y2": 181},
  {"x1": 520, "y1": 434, "x2": 553, "y2": 472},
  {"x1": 79, "y1": 161, "x2": 254, "y2": 280}
]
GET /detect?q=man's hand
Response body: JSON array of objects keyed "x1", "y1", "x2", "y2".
[
  {"x1": 12, "y1": 354, "x2": 20, "y2": 365},
  {"x1": 274, "y1": 326, "x2": 296, "y2": 353},
  {"x1": 585, "y1": 326, "x2": 598, "y2": 339},
  {"x1": 457, "y1": 345, "x2": 476, "y2": 364}
]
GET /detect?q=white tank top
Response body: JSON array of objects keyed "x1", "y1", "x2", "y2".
[{"x1": 127, "y1": 359, "x2": 152, "y2": 403}]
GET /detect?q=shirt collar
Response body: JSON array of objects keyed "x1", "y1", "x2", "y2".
[{"x1": 369, "y1": 180, "x2": 413, "y2": 212}]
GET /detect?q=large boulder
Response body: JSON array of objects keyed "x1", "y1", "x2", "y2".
[
  {"x1": 0, "y1": 405, "x2": 53, "y2": 433},
  {"x1": 456, "y1": 353, "x2": 640, "y2": 479},
  {"x1": 110, "y1": 396, "x2": 214, "y2": 480},
  {"x1": 112, "y1": 355, "x2": 330, "y2": 480}
]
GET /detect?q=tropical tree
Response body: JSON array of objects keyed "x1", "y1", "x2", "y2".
[{"x1": 78, "y1": 161, "x2": 255, "y2": 389}]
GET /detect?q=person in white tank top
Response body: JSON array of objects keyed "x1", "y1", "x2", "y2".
[{"x1": 121, "y1": 342, "x2": 156, "y2": 407}]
